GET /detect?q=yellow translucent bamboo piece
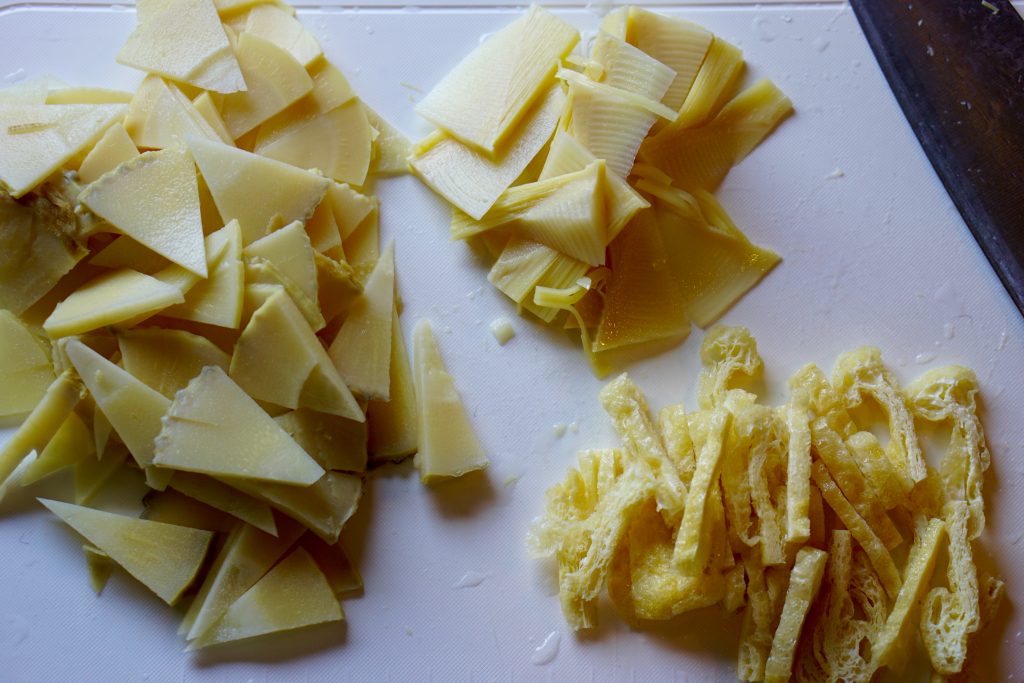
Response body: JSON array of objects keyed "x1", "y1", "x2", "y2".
[
  {"x1": 625, "y1": 7, "x2": 713, "y2": 110},
  {"x1": 0, "y1": 310, "x2": 54, "y2": 423},
  {"x1": 117, "y1": 0, "x2": 244, "y2": 94},
  {"x1": 416, "y1": 4, "x2": 578, "y2": 155},
  {"x1": 410, "y1": 86, "x2": 564, "y2": 220}
]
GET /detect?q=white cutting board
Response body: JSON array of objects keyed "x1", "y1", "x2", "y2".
[{"x1": 1, "y1": 2, "x2": 1023, "y2": 681}]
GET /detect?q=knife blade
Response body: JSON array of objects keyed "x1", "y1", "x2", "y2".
[{"x1": 851, "y1": 0, "x2": 1024, "y2": 315}]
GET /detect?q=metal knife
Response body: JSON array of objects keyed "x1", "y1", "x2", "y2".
[{"x1": 851, "y1": 0, "x2": 1024, "y2": 315}]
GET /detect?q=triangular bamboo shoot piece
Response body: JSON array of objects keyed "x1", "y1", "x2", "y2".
[
  {"x1": 0, "y1": 370, "x2": 83, "y2": 488},
  {"x1": 364, "y1": 104, "x2": 411, "y2": 178},
  {"x1": 0, "y1": 310, "x2": 54, "y2": 423},
  {"x1": 183, "y1": 517, "x2": 304, "y2": 640},
  {"x1": 221, "y1": 471, "x2": 361, "y2": 544},
  {"x1": 124, "y1": 76, "x2": 226, "y2": 149},
  {"x1": 189, "y1": 547, "x2": 342, "y2": 649},
  {"x1": 79, "y1": 146, "x2": 207, "y2": 277},
  {"x1": 242, "y1": 221, "x2": 318, "y2": 307},
  {"x1": 327, "y1": 182, "x2": 375, "y2": 240},
  {"x1": 539, "y1": 131, "x2": 648, "y2": 241},
  {"x1": 367, "y1": 311, "x2": 418, "y2": 462},
  {"x1": 275, "y1": 408, "x2": 367, "y2": 473},
  {"x1": 652, "y1": 36, "x2": 745, "y2": 134},
  {"x1": 220, "y1": 32, "x2": 313, "y2": 139},
  {"x1": 411, "y1": 319, "x2": 488, "y2": 482},
  {"x1": 83, "y1": 544, "x2": 114, "y2": 595},
  {"x1": 187, "y1": 136, "x2": 329, "y2": 244},
  {"x1": 39, "y1": 498, "x2": 213, "y2": 605},
  {"x1": 452, "y1": 161, "x2": 607, "y2": 266},
  {"x1": 255, "y1": 98, "x2": 373, "y2": 186},
  {"x1": 306, "y1": 199, "x2": 342, "y2": 254},
  {"x1": 64, "y1": 340, "x2": 172, "y2": 488},
  {"x1": 416, "y1": 4, "x2": 578, "y2": 154},
  {"x1": 77, "y1": 123, "x2": 138, "y2": 184},
  {"x1": 307, "y1": 61, "x2": 357, "y2": 114},
  {"x1": 243, "y1": 260, "x2": 325, "y2": 331},
  {"x1": 191, "y1": 92, "x2": 234, "y2": 144},
  {"x1": 118, "y1": 328, "x2": 230, "y2": 398},
  {"x1": 624, "y1": 7, "x2": 713, "y2": 110},
  {"x1": 410, "y1": 86, "x2": 564, "y2": 220},
  {"x1": 153, "y1": 365, "x2": 326, "y2": 485},
  {"x1": 162, "y1": 220, "x2": 245, "y2": 328},
  {"x1": 656, "y1": 191, "x2": 780, "y2": 327},
  {"x1": 168, "y1": 471, "x2": 277, "y2": 535},
  {"x1": 0, "y1": 103, "x2": 127, "y2": 197},
  {"x1": 328, "y1": 242, "x2": 395, "y2": 400},
  {"x1": 42, "y1": 269, "x2": 185, "y2": 338},
  {"x1": 230, "y1": 288, "x2": 362, "y2": 419},
  {"x1": 20, "y1": 411, "x2": 94, "y2": 486},
  {"x1": 116, "y1": 0, "x2": 245, "y2": 94},
  {"x1": 244, "y1": 4, "x2": 322, "y2": 67}
]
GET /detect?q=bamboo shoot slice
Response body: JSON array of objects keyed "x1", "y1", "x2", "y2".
[
  {"x1": 412, "y1": 319, "x2": 488, "y2": 482},
  {"x1": 594, "y1": 210, "x2": 689, "y2": 351},
  {"x1": 64, "y1": 340, "x2": 171, "y2": 485},
  {"x1": 20, "y1": 412, "x2": 94, "y2": 486},
  {"x1": 0, "y1": 370, "x2": 83, "y2": 488},
  {"x1": 487, "y1": 237, "x2": 558, "y2": 304},
  {"x1": 188, "y1": 136, "x2": 329, "y2": 244},
  {"x1": 328, "y1": 242, "x2": 395, "y2": 400},
  {"x1": 315, "y1": 252, "x2": 362, "y2": 323},
  {"x1": 539, "y1": 130, "x2": 648, "y2": 241},
  {"x1": 221, "y1": 471, "x2": 361, "y2": 543},
  {"x1": 183, "y1": 518, "x2": 305, "y2": 641},
  {"x1": 153, "y1": 365, "x2": 325, "y2": 485},
  {"x1": 243, "y1": 220, "x2": 319, "y2": 306},
  {"x1": 230, "y1": 288, "x2": 362, "y2": 419},
  {"x1": 117, "y1": 0, "x2": 244, "y2": 94},
  {"x1": 89, "y1": 236, "x2": 170, "y2": 274},
  {"x1": 306, "y1": 198, "x2": 342, "y2": 254},
  {"x1": 327, "y1": 182, "x2": 375, "y2": 240},
  {"x1": 656, "y1": 36, "x2": 744, "y2": 135},
  {"x1": 79, "y1": 146, "x2": 206, "y2": 277},
  {"x1": 244, "y1": 4, "x2": 322, "y2": 67},
  {"x1": 275, "y1": 409, "x2": 367, "y2": 473},
  {"x1": 43, "y1": 269, "x2": 185, "y2": 338},
  {"x1": 169, "y1": 472, "x2": 277, "y2": 535},
  {"x1": 78, "y1": 123, "x2": 138, "y2": 184},
  {"x1": 655, "y1": 192, "x2": 780, "y2": 328},
  {"x1": 39, "y1": 498, "x2": 213, "y2": 605},
  {"x1": 118, "y1": 328, "x2": 230, "y2": 398},
  {"x1": 0, "y1": 310, "x2": 54, "y2": 423},
  {"x1": 415, "y1": 4, "x2": 578, "y2": 154},
  {"x1": 255, "y1": 98, "x2": 373, "y2": 186},
  {"x1": 451, "y1": 161, "x2": 607, "y2": 266},
  {"x1": 190, "y1": 547, "x2": 342, "y2": 648},
  {"x1": 625, "y1": 7, "x2": 712, "y2": 110},
  {"x1": 364, "y1": 104, "x2": 411, "y2": 178},
  {"x1": 641, "y1": 79, "x2": 792, "y2": 191},
  {"x1": 0, "y1": 103, "x2": 127, "y2": 198},
  {"x1": 162, "y1": 220, "x2": 245, "y2": 328},
  {"x1": 565, "y1": 79, "x2": 657, "y2": 178},
  {"x1": 220, "y1": 32, "x2": 313, "y2": 139},
  {"x1": 590, "y1": 31, "x2": 676, "y2": 103},
  {"x1": 367, "y1": 310, "x2": 419, "y2": 462},
  {"x1": 409, "y1": 85, "x2": 564, "y2": 220},
  {"x1": 124, "y1": 76, "x2": 225, "y2": 150}
]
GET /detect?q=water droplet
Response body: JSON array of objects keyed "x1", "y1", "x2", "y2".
[
  {"x1": 824, "y1": 168, "x2": 845, "y2": 180},
  {"x1": 404, "y1": 625, "x2": 413, "y2": 636},
  {"x1": 365, "y1": 25, "x2": 374, "y2": 35},
  {"x1": 813, "y1": 37, "x2": 830, "y2": 53},
  {"x1": 553, "y1": 423, "x2": 567, "y2": 438},
  {"x1": 753, "y1": 17, "x2": 776, "y2": 42},
  {"x1": 531, "y1": 631, "x2": 561, "y2": 665},
  {"x1": 926, "y1": 45, "x2": 934, "y2": 57},
  {"x1": 1015, "y1": 630, "x2": 1024, "y2": 645},
  {"x1": 943, "y1": 322, "x2": 955, "y2": 340},
  {"x1": 782, "y1": 14, "x2": 793, "y2": 23},
  {"x1": 569, "y1": 421, "x2": 579, "y2": 434},
  {"x1": 997, "y1": 331, "x2": 1008, "y2": 351},
  {"x1": 4, "y1": 68, "x2": 25, "y2": 82},
  {"x1": 915, "y1": 352, "x2": 936, "y2": 365},
  {"x1": 453, "y1": 571, "x2": 488, "y2": 589}
]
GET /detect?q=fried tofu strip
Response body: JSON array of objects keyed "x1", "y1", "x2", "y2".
[
  {"x1": 673, "y1": 407, "x2": 730, "y2": 573},
  {"x1": 764, "y1": 547, "x2": 828, "y2": 683}
]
